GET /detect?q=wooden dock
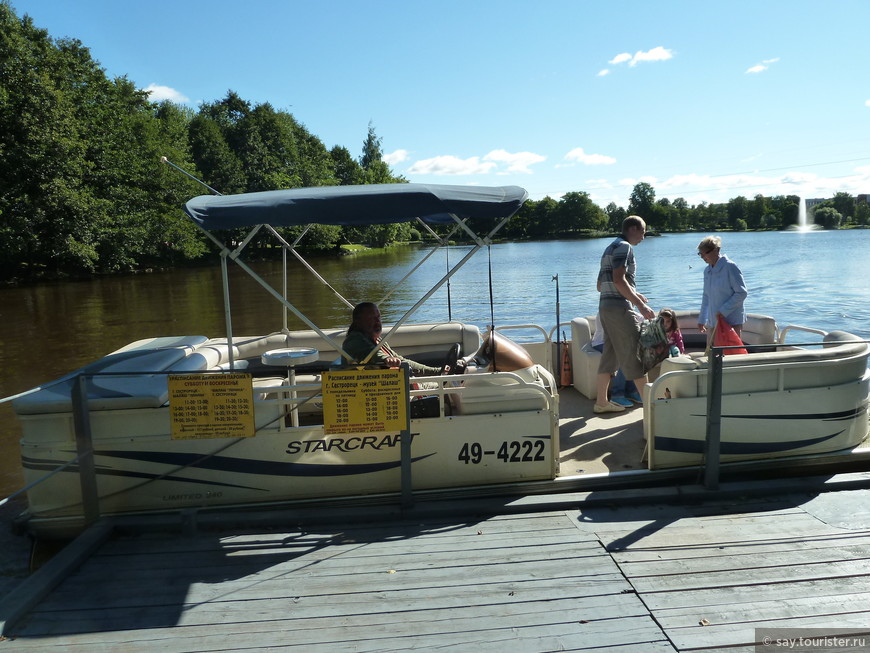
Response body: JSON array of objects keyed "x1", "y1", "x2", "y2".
[{"x1": 3, "y1": 473, "x2": 870, "y2": 651}]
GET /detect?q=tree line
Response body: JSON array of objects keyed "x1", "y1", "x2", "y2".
[
  {"x1": 505, "y1": 183, "x2": 870, "y2": 240},
  {"x1": 2, "y1": 3, "x2": 868, "y2": 283}
]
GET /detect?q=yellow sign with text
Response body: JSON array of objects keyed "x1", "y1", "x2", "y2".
[
  {"x1": 168, "y1": 373, "x2": 256, "y2": 440},
  {"x1": 322, "y1": 368, "x2": 407, "y2": 435}
]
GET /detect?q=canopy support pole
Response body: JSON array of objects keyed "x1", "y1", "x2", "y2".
[{"x1": 264, "y1": 224, "x2": 354, "y2": 311}]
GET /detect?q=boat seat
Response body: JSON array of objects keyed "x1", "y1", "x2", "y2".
[
  {"x1": 111, "y1": 335, "x2": 209, "y2": 354},
  {"x1": 12, "y1": 347, "x2": 190, "y2": 414},
  {"x1": 449, "y1": 365, "x2": 551, "y2": 415},
  {"x1": 13, "y1": 323, "x2": 484, "y2": 416},
  {"x1": 570, "y1": 312, "x2": 779, "y2": 399},
  {"x1": 655, "y1": 331, "x2": 870, "y2": 399},
  {"x1": 204, "y1": 323, "x2": 482, "y2": 373}
]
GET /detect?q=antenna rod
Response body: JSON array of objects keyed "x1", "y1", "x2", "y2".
[{"x1": 160, "y1": 156, "x2": 223, "y2": 196}]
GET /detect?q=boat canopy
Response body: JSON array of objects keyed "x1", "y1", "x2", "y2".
[
  {"x1": 176, "y1": 179, "x2": 529, "y2": 367},
  {"x1": 184, "y1": 183, "x2": 529, "y2": 230}
]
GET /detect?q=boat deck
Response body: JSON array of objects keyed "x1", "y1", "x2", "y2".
[
  {"x1": 4, "y1": 474, "x2": 870, "y2": 651},
  {"x1": 557, "y1": 386, "x2": 647, "y2": 477}
]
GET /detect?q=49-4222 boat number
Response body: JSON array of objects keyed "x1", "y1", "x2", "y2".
[{"x1": 458, "y1": 440, "x2": 546, "y2": 464}]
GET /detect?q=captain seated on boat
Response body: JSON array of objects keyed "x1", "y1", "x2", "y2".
[{"x1": 342, "y1": 302, "x2": 466, "y2": 375}]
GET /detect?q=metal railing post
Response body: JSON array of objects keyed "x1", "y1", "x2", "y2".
[
  {"x1": 704, "y1": 348, "x2": 724, "y2": 490},
  {"x1": 71, "y1": 375, "x2": 100, "y2": 525},
  {"x1": 400, "y1": 363, "x2": 414, "y2": 508}
]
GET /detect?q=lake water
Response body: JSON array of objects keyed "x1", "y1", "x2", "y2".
[{"x1": 2, "y1": 229, "x2": 868, "y2": 496}]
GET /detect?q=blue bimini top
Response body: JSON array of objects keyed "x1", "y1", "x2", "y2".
[{"x1": 183, "y1": 183, "x2": 529, "y2": 230}]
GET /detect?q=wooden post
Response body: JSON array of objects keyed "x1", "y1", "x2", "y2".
[{"x1": 71, "y1": 375, "x2": 100, "y2": 525}]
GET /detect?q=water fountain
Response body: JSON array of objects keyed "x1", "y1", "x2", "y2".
[
  {"x1": 792, "y1": 197, "x2": 819, "y2": 231},
  {"x1": 797, "y1": 197, "x2": 807, "y2": 228}
]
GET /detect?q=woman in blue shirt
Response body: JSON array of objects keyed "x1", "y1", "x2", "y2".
[{"x1": 697, "y1": 236, "x2": 748, "y2": 339}]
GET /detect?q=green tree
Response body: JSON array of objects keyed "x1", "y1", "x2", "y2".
[
  {"x1": 528, "y1": 196, "x2": 558, "y2": 238},
  {"x1": 359, "y1": 121, "x2": 394, "y2": 184},
  {"x1": 605, "y1": 202, "x2": 626, "y2": 232},
  {"x1": 188, "y1": 115, "x2": 246, "y2": 194},
  {"x1": 814, "y1": 206, "x2": 842, "y2": 229},
  {"x1": 670, "y1": 197, "x2": 689, "y2": 231},
  {"x1": 748, "y1": 194, "x2": 767, "y2": 230},
  {"x1": 556, "y1": 191, "x2": 606, "y2": 233},
  {"x1": 727, "y1": 196, "x2": 748, "y2": 230},
  {"x1": 0, "y1": 5, "x2": 205, "y2": 278},
  {"x1": 832, "y1": 192, "x2": 855, "y2": 222},
  {"x1": 653, "y1": 198, "x2": 671, "y2": 231},
  {"x1": 628, "y1": 182, "x2": 656, "y2": 225},
  {"x1": 330, "y1": 145, "x2": 364, "y2": 185}
]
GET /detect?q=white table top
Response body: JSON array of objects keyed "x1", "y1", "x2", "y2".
[{"x1": 261, "y1": 347, "x2": 320, "y2": 367}]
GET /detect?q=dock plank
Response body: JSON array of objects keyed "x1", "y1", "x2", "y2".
[
  {"x1": 577, "y1": 488, "x2": 870, "y2": 652},
  {"x1": 4, "y1": 507, "x2": 676, "y2": 652},
  {"x1": 2, "y1": 616, "x2": 671, "y2": 652},
  {"x1": 8, "y1": 485, "x2": 870, "y2": 651},
  {"x1": 18, "y1": 576, "x2": 633, "y2": 634}
]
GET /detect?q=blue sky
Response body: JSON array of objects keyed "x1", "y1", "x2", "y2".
[{"x1": 11, "y1": 0, "x2": 870, "y2": 207}]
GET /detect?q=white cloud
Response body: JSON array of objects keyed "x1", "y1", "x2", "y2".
[
  {"x1": 605, "y1": 47, "x2": 673, "y2": 72},
  {"x1": 746, "y1": 57, "x2": 780, "y2": 74},
  {"x1": 865, "y1": 99, "x2": 870, "y2": 107},
  {"x1": 483, "y1": 149, "x2": 546, "y2": 173},
  {"x1": 564, "y1": 147, "x2": 617, "y2": 166},
  {"x1": 143, "y1": 83, "x2": 190, "y2": 103},
  {"x1": 629, "y1": 46, "x2": 674, "y2": 66},
  {"x1": 597, "y1": 69, "x2": 610, "y2": 77},
  {"x1": 383, "y1": 149, "x2": 409, "y2": 165},
  {"x1": 609, "y1": 53, "x2": 632, "y2": 65},
  {"x1": 407, "y1": 155, "x2": 497, "y2": 176}
]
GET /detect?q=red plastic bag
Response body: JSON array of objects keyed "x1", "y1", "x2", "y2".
[{"x1": 713, "y1": 315, "x2": 748, "y2": 355}]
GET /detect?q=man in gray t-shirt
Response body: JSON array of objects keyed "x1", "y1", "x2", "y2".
[{"x1": 594, "y1": 216, "x2": 655, "y2": 414}]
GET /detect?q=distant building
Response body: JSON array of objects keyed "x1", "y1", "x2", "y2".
[
  {"x1": 858, "y1": 194, "x2": 870, "y2": 205},
  {"x1": 805, "y1": 198, "x2": 827, "y2": 209}
]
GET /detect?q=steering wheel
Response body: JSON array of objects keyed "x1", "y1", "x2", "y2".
[{"x1": 441, "y1": 343, "x2": 460, "y2": 374}]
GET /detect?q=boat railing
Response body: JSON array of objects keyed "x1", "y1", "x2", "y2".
[
  {"x1": 495, "y1": 324, "x2": 552, "y2": 370},
  {"x1": 778, "y1": 324, "x2": 828, "y2": 343},
  {"x1": 701, "y1": 338, "x2": 870, "y2": 490},
  {"x1": 259, "y1": 368, "x2": 556, "y2": 429}
]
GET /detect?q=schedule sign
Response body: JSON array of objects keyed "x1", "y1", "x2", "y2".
[
  {"x1": 168, "y1": 373, "x2": 256, "y2": 440},
  {"x1": 322, "y1": 368, "x2": 407, "y2": 435}
]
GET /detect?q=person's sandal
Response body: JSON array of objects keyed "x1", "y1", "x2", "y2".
[{"x1": 593, "y1": 401, "x2": 626, "y2": 414}]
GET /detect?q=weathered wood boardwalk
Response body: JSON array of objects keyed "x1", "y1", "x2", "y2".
[{"x1": 3, "y1": 476, "x2": 870, "y2": 651}]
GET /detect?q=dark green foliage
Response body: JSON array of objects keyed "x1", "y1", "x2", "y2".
[
  {"x1": 0, "y1": 4, "x2": 204, "y2": 279},
  {"x1": 0, "y1": 4, "x2": 410, "y2": 280}
]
